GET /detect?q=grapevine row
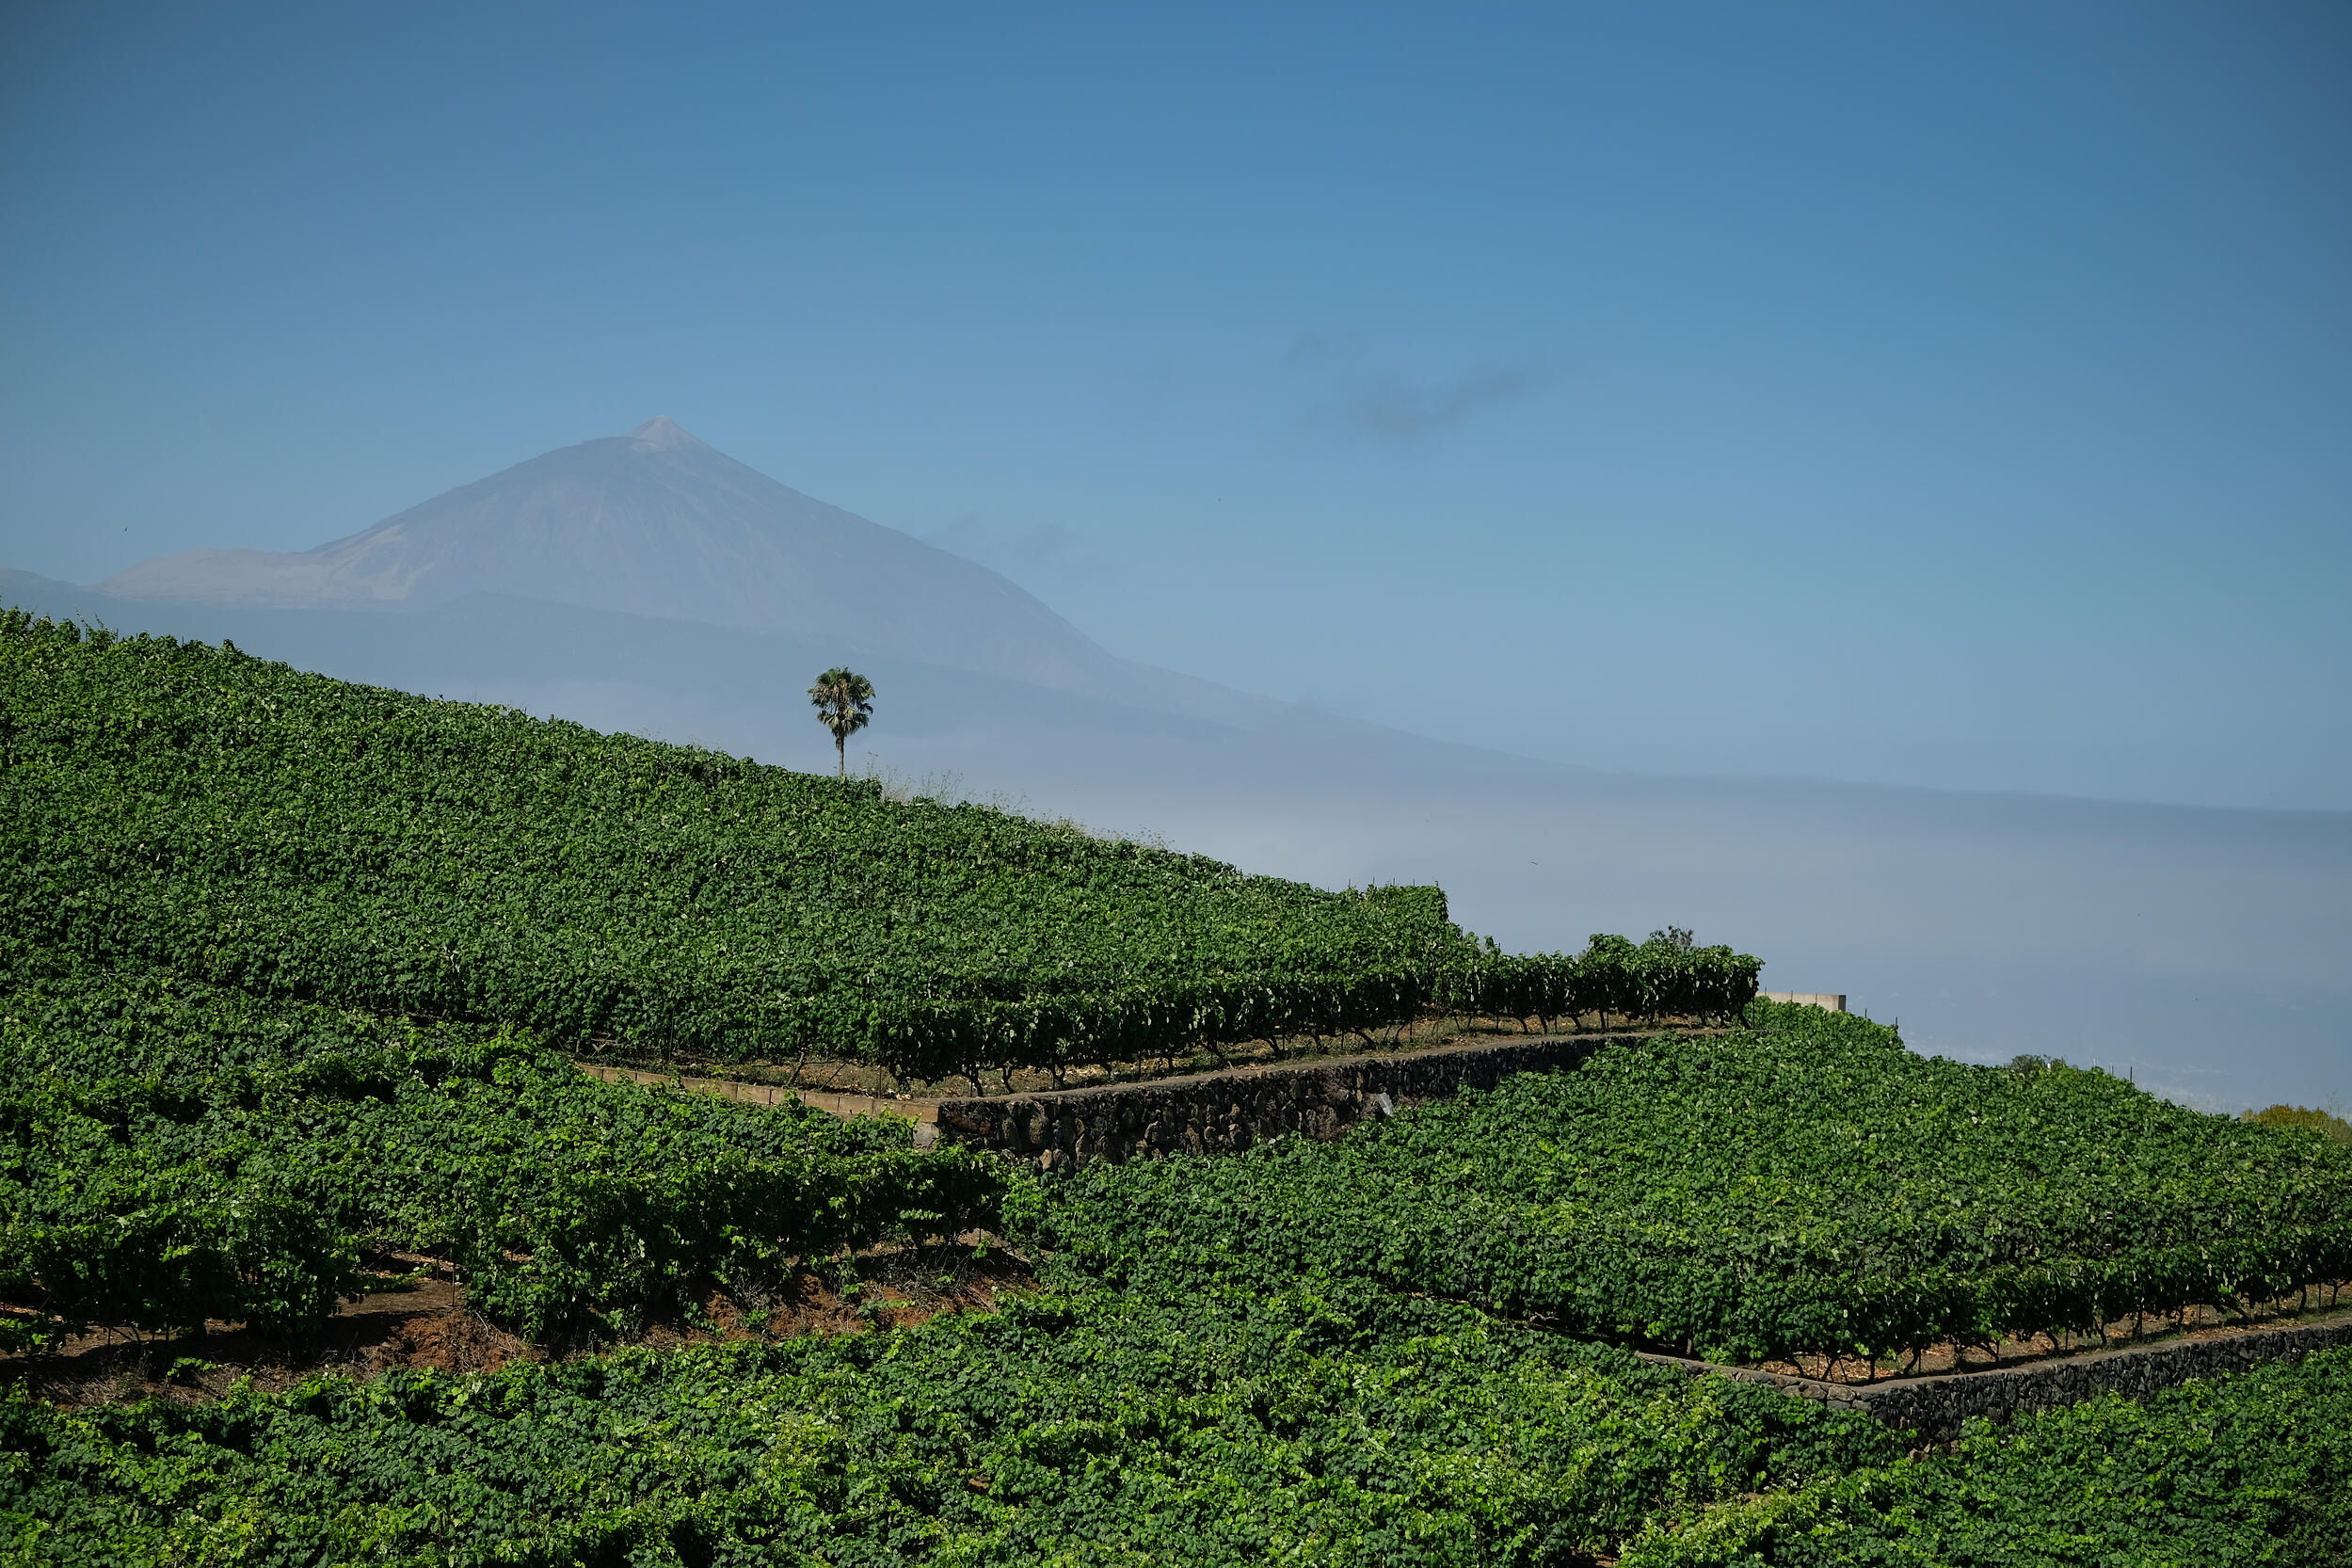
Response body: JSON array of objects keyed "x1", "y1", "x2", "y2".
[{"x1": 1433, "y1": 932, "x2": 1760, "y2": 1032}]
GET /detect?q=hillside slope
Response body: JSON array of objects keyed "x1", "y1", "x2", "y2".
[
  {"x1": 1040, "y1": 1002, "x2": 2352, "y2": 1367},
  {"x1": 0, "y1": 610, "x2": 1470, "y2": 1082}
]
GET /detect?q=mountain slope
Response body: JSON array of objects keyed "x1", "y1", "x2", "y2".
[{"x1": 96, "y1": 417, "x2": 1240, "y2": 708}]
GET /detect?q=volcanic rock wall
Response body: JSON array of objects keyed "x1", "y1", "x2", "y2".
[{"x1": 928, "y1": 1032, "x2": 1630, "y2": 1168}]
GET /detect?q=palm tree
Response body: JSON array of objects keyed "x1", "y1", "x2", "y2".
[{"x1": 808, "y1": 667, "x2": 875, "y2": 778}]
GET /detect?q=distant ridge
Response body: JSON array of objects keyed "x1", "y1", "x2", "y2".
[{"x1": 95, "y1": 418, "x2": 1254, "y2": 713}]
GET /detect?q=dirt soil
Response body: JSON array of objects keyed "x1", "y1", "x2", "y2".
[{"x1": 2, "y1": 1240, "x2": 1034, "y2": 1411}]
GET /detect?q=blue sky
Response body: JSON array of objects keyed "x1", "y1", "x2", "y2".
[{"x1": 3, "y1": 1, "x2": 2346, "y2": 808}]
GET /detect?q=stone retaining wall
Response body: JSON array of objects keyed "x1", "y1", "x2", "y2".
[
  {"x1": 1640, "y1": 1309, "x2": 2352, "y2": 1441},
  {"x1": 591, "y1": 1039, "x2": 2347, "y2": 1438},
  {"x1": 929, "y1": 1032, "x2": 1644, "y2": 1167}
]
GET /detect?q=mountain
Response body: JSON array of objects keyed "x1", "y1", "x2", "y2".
[
  {"x1": 10, "y1": 427, "x2": 2350, "y2": 1117},
  {"x1": 96, "y1": 417, "x2": 1266, "y2": 718}
]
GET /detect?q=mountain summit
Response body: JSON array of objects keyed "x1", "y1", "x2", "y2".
[
  {"x1": 97, "y1": 420, "x2": 1149, "y2": 695},
  {"x1": 623, "y1": 415, "x2": 706, "y2": 451}
]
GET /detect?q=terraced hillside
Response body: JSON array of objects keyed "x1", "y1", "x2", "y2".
[
  {"x1": 1038, "y1": 1002, "x2": 2352, "y2": 1370},
  {"x1": 0, "y1": 959, "x2": 1001, "y2": 1350},
  {"x1": 9, "y1": 604, "x2": 2348, "y2": 1566},
  {"x1": 0, "y1": 612, "x2": 1477, "y2": 1083}
]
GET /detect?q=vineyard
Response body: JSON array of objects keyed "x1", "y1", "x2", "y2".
[
  {"x1": 6, "y1": 1280, "x2": 2346, "y2": 1565},
  {"x1": 0, "y1": 612, "x2": 1754, "y2": 1088},
  {"x1": 8, "y1": 603, "x2": 2352, "y2": 1565},
  {"x1": 1617, "y1": 1346, "x2": 2352, "y2": 1565},
  {"x1": 1036, "y1": 1001, "x2": 2352, "y2": 1369},
  {"x1": 0, "y1": 953, "x2": 1001, "y2": 1350},
  {"x1": 0, "y1": 1283, "x2": 1906, "y2": 1566}
]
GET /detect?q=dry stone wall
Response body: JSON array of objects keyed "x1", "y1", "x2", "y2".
[
  {"x1": 1641, "y1": 1309, "x2": 2352, "y2": 1441},
  {"x1": 929, "y1": 1032, "x2": 1635, "y2": 1167}
]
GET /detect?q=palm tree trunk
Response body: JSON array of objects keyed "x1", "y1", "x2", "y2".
[{"x1": 837, "y1": 735, "x2": 845, "y2": 778}]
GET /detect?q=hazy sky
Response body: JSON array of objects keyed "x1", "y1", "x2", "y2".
[{"x1": 4, "y1": 2, "x2": 2346, "y2": 809}]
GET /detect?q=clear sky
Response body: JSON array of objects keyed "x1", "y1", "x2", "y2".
[{"x1": 4, "y1": 1, "x2": 2346, "y2": 809}]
